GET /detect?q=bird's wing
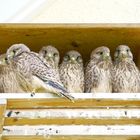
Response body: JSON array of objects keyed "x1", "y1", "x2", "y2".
[
  {"x1": 15, "y1": 70, "x2": 34, "y2": 93},
  {"x1": 27, "y1": 52, "x2": 57, "y2": 81},
  {"x1": 26, "y1": 52, "x2": 74, "y2": 101}
]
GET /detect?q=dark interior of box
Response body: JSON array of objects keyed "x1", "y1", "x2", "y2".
[{"x1": 0, "y1": 24, "x2": 139, "y2": 65}]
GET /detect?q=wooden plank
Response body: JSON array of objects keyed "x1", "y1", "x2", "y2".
[
  {"x1": 0, "y1": 99, "x2": 7, "y2": 134},
  {"x1": 0, "y1": 106, "x2": 6, "y2": 115},
  {"x1": 5, "y1": 109, "x2": 140, "y2": 118},
  {"x1": 2, "y1": 135, "x2": 140, "y2": 140},
  {"x1": 4, "y1": 118, "x2": 140, "y2": 125},
  {"x1": 7, "y1": 99, "x2": 140, "y2": 109},
  {"x1": 3, "y1": 125, "x2": 140, "y2": 135},
  {"x1": 0, "y1": 24, "x2": 140, "y2": 64}
]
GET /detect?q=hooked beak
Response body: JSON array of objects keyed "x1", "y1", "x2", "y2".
[
  {"x1": 45, "y1": 53, "x2": 53, "y2": 60},
  {"x1": 8, "y1": 51, "x2": 14, "y2": 59},
  {"x1": 2, "y1": 58, "x2": 6, "y2": 64},
  {"x1": 70, "y1": 57, "x2": 76, "y2": 62},
  {"x1": 119, "y1": 52, "x2": 127, "y2": 60},
  {"x1": 102, "y1": 53, "x2": 110, "y2": 61},
  {"x1": 0, "y1": 58, "x2": 8, "y2": 65},
  {"x1": 47, "y1": 53, "x2": 53, "y2": 58}
]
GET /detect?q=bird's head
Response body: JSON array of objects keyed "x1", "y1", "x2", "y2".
[
  {"x1": 6, "y1": 43, "x2": 30, "y2": 61},
  {"x1": 39, "y1": 45, "x2": 60, "y2": 66},
  {"x1": 63, "y1": 50, "x2": 83, "y2": 64},
  {"x1": 114, "y1": 45, "x2": 133, "y2": 62},
  {"x1": 90, "y1": 46, "x2": 111, "y2": 62}
]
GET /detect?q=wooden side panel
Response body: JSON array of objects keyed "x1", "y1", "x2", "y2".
[
  {"x1": 1, "y1": 94, "x2": 140, "y2": 139},
  {"x1": 0, "y1": 106, "x2": 5, "y2": 130},
  {"x1": 0, "y1": 99, "x2": 7, "y2": 140}
]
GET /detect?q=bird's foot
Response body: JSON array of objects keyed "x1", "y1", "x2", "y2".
[{"x1": 31, "y1": 90, "x2": 36, "y2": 97}]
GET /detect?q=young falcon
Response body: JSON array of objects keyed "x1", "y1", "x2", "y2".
[
  {"x1": 0, "y1": 65, "x2": 34, "y2": 93},
  {"x1": 59, "y1": 50, "x2": 84, "y2": 93},
  {"x1": 85, "y1": 46, "x2": 112, "y2": 93},
  {"x1": 112, "y1": 45, "x2": 140, "y2": 93},
  {"x1": 39, "y1": 45, "x2": 60, "y2": 68},
  {"x1": 39, "y1": 45, "x2": 60, "y2": 82},
  {"x1": 6, "y1": 43, "x2": 74, "y2": 100},
  {"x1": 0, "y1": 54, "x2": 33, "y2": 93}
]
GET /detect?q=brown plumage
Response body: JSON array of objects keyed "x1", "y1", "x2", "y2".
[
  {"x1": 39, "y1": 45, "x2": 60, "y2": 68},
  {"x1": 112, "y1": 45, "x2": 140, "y2": 93},
  {"x1": 39, "y1": 45, "x2": 60, "y2": 84},
  {"x1": 0, "y1": 64, "x2": 33, "y2": 93},
  {"x1": 6, "y1": 44, "x2": 74, "y2": 100},
  {"x1": 60, "y1": 50, "x2": 84, "y2": 93},
  {"x1": 85, "y1": 46, "x2": 112, "y2": 93}
]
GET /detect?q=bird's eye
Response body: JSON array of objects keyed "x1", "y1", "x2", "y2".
[
  {"x1": 44, "y1": 50, "x2": 47, "y2": 54},
  {"x1": 42, "y1": 50, "x2": 47, "y2": 57},
  {"x1": 97, "y1": 51, "x2": 103, "y2": 55},
  {"x1": 53, "y1": 53, "x2": 58, "y2": 57},
  {"x1": 117, "y1": 49, "x2": 120, "y2": 53},
  {"x1": 77, "y1": 56, "x2": 82, "y2": 63},
  {"x1": 126, "y1": 49, "x2": 129, "y2": 52},
  {"x1": 5, "y1": 57, "x2": 8, "y2": 61},
  {"x1": 13, "y1": 48, "x2": 20, "y2": 54},
  {"x1": 100, "y1": 52, "x2": 103, "y2": 55},
  {"x1": 77, "y1": 56, "x2": 81, "y2": 60},
  {"x1": 64, "y1": 55, "x2": 70, "y2": 61},
  {"x1": 13, "y1": 50, "x2": 16, "y2": 54}
]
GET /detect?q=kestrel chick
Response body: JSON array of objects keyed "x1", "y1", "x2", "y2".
[
  {"x1": 39, "y1": 45, "x2": 60, "y2": 68},
  {"x1": 39, "y1": 45, "x2": 60, "y2": 83},
  {"x1": 59, "y1": 50, "x2": 84, "y2": 93},
  {"x1": 112, "y1": 45, "x2": 140, "y2": 93},
  {"x1": 85, "y1": 46, "x2": 112, "y2": 93},
  {"x1": 0, "y1": 64, "x2": 33, "y2": 93},
  {"x1": 6, "y1": 44, "x2": 74, "y2": 100}
]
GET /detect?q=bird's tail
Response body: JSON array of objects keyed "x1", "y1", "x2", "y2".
[{"x1": 47, "y1": 80, "x2": 74, "y2": 101}]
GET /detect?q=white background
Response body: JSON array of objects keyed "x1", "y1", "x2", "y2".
[{"x1": 0, "y1": 0, "x2": 140, "y2": 23}]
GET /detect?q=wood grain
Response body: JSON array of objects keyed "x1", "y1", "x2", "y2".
[
  {"x1": 0, "y1": 104, "x2": 6, "y2": 134},
  {"x1": 2, "y1": 135, "x2": 140, "y2": 140},
  {"x1": 4, "y1": 118, "x2": 140, "y2": 125},
  {"x1": 7, "y1": 98, "x2": 140, "y2": 109},
  {"x1": 0, "y1": 106, "x2": 5, "y2": 117},
  {"x1": 0, "y1": 24, "x2": 139, "y2": 64}
]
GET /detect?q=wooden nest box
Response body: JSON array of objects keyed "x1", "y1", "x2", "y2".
[{"x1": 0, "y1": 24, "x2": 140, "y2": 140}]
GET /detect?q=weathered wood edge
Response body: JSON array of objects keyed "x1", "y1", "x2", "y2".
[
  {"x1": 0, "y1": 23, "x2": 140, "y2": 29},
  {"x1": 2, "y1": 135, "x2": 140, "y2": 140}
]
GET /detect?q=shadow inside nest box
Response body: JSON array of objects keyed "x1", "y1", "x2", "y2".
[{"x1": 0, "y1": 24, "x2": 139, "y2": 65}]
